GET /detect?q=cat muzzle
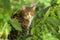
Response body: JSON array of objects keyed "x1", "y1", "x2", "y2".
[{"x1": 27, "y1": 15, "x2": 32, "y2": 19}]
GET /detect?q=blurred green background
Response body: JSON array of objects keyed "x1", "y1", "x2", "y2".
[{"x1": 0, "y1": 0, "x2": 60, "y2": 40}]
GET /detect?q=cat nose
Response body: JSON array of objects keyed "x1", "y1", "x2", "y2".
[{"x1": 27, "y1": 15, "x2": 31, "y2": 19}]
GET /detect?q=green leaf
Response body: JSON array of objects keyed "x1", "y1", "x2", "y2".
[
  {"x1": 0, "y1": 0, "x2": 10, "y2": 9},
  {"x1": 40, "y1": 0, "x2": 51, "y2": 6},
  {"x1": 10, "y1": 19, "x2": 22, "y2": 31},
  {"x1": 57, "y1": 0, "x2": 60, "y2": 4},
  {"x1": 47, "y1": 17, "x2": 60, "y2": 26},
  {"x1": 26, "y1": 37, "x2": 31, "y2": 40},
  {"x1": 42, "y1": 33, "x2": 59, "y2": 40},
  {"x1": 6, "y1": 23, "x2": 12, "y2": 34}
]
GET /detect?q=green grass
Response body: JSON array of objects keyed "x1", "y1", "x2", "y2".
[{"x1": 0, "y1": 0, "x2": 60, "y2": 40}]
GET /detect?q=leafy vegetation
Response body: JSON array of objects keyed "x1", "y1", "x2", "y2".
[{"x1": 0, "y1": 0, "x2": 60, "y2": 40}]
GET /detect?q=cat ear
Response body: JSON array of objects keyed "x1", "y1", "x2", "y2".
[
  {"x1": 31, "y1": 4, "x2": 36, "y2": 11},
  {"x1": 22, "y1": 6, "x2": 26, "y2": 10},
  {"x1": 32, "y1": 6, "x2": 36, "y2": 11}
]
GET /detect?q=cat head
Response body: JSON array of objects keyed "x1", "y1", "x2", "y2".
[{"x1": 22, "y1": 6, "x2": 36, "y2": 19}]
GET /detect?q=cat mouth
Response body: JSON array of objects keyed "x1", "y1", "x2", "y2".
[
  {"x1": 24, "y1": 16, "x2": 32, "y2": 19},
  {"x1": 27, "y1": 16, "x2": 32, "y2": 19}
]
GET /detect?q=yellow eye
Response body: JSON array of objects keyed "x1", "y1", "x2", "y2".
[{"x1": 30, "y1": 12, "x2": 34, "y2": 16}]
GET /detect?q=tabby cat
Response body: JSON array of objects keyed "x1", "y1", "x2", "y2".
[{"x1": 12, "y1": 6, "x2": 36, "y2": 36}]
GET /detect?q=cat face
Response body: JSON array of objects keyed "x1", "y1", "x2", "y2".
[{"x1": 22, "y1": 6, "x2": 36, "y2": 19}]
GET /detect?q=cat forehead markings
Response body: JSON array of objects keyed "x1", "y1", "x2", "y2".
[
  {"x1": 25, "y1": 8, "x2": 32, "y2": 11},
  {"x1": 27, "y1": 12, "x2": 32, "y2": 15},
  {"x1": 22, "y1": 6, "x2": 36, "y2": 11}
]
